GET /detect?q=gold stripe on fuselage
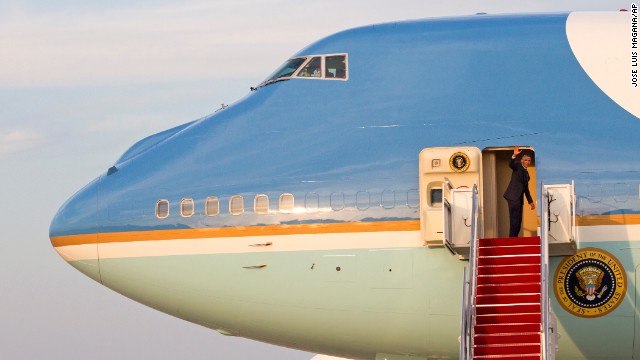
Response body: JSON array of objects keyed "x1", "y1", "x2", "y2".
[
  {"x1": 50, "y1": 220, "x2": 421, "y2": 247},
  {"x1": 576, "y1": 214, "x2": 640, "y2": 226},
  {"x1": 50, "y1": 214, "x2": 640, "y2": 248}
]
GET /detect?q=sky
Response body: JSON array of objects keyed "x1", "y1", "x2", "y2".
[{"x1": 0, "y1": 1, "x2": 632, "y2": 359}]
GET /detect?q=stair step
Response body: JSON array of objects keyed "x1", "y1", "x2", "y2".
[
  {"x1": 475, "y1": 312, "x2": 541, "y2": 325},
  {"x1": 473, "y1": 353, "x2": 540, "y2": 360},
  {"x1": 477, "y1": 255, "x2": 540, "y2": 266},
  {"x1": 469, "y1": 237, "x2": 545, "y2": 359},
  {"x1": 473, "y1": 344, "x2": 541, "y2": 357},
  {"x1": 477, "y1": 264, "x2": 541, "y2": 276},
  {"x1": 478, "y1": 245, "x2": 541, "y2": 257},
  {"x1": 479, "y1": 237, "x2": 541, "y2": 247},
  {"x1": 474, "y1": 323, "x2": 540, "y2": 334},
  {"x1": 476, "y1": 293, "x2": 541, "y2": 305},
  {"x1": 477, "y1": 273, "x2": 540, "y2": 285},
  {"x1": 475, "y1": 303, "x2": 540, "y2": 316},
  {"x1": 473, "y1": 333, "x2": 541, "y2": 345},
  {"x1": 476, "y1": 283, "x2": 541, "y2": 295}
]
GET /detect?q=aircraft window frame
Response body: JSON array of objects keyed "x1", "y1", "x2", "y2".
[
  {"x1": 356, "y1": 191, "x2": 370, "y2": 211},
  {"x1": 229, "y1": 195, "x2": 245, "y2": 216},
  {"x1": 180, "y1": 198, "x2": 195, "y2": 217},
  {"x1": 294, "y1": 53, "x2": 348, "y2": 81},
  {"x1": 261, "y1": 57, "x2": 307, "y2": 84},
  {"x1": 381, "y1": 189, "x2": 396, "y2": 209},
  {"x1": 279, "y1": 193, "x2": 295, "y2": 213},
  {"x1": 430, "y1": 189, "x2": 443, "y2": 207},
  {"x1": 330, "y1": 192, "x2": 345, "y2": 211},
  {"x1": 205, "y1": 196, "x2": 220, "y2": 216},
  {"x1": 305, "y1": 192, "x2": 319, "y2": 211},
  {"x1": 254, "y1": 194, "x2": 269, "y2": 215},
  {"x1": 324, "y1": 54, "x2": 348, "y2": 80},
  {"x1": 296, "y1": 56, "x2": 322, "y2": 78},
  {"x1": 407, "y1": 189, "x2": 420, "y2": 209},
  {"x1": 156, "y1": 199, "x2": 170, "y2": 219}
]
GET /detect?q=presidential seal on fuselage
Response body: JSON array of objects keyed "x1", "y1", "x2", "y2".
[
  {"x1": 449, "y1": 152, "x2": 470, "y2": 173},
  {"x1": 554, "y1": 248, "x2": 626, "y2": 318}
]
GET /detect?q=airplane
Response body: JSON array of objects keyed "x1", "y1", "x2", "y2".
[{"x1": 49, "y1": 9, "x2": 640, "y2": 360}]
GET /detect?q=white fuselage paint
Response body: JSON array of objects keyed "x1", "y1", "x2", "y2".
[{"x1": 567, "y1": 12, "x2": 640, "y2": 118}]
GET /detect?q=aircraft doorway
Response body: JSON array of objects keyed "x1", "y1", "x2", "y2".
[
  {"x1": 482, "y1": 147, "x2": 537, "y2": 239},
  {"x1": 419, "y1": 146, "x2": 537, "y2": 249}
]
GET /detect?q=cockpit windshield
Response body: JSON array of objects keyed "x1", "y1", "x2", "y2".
[
  {"x1": 252, "y1": 54, "x2": 348, "y2": 90},
  {"x1": 263, "y1": 58, "x2": 307, "y2": 83}
]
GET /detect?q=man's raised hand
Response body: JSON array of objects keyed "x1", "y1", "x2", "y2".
[{"x1": 513, "y1": 145, "x2": 522, "y2": 157}]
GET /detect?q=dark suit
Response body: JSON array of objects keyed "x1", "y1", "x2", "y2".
[{"x1": 503, "y1": 157, "x2": 533, "y2": 237}]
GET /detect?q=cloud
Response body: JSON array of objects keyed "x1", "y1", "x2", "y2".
[{"x1": 0, "y1": 130, "x2": 45, "y2": 158}]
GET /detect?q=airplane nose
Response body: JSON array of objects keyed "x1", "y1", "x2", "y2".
[{"x1": 49, "y1": 177, "x2": 101, "y2": 283}]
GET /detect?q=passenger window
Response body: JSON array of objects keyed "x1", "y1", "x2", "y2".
[
  {"x1": 230, "y1": 195, "x2": 244, "y2": 215},
  {"x1": 305, "y1": 192, "x2": 319, "y2": 211},
  {"x1": 180, "y1": 198, "x2": 194, "y2": 217},
  {"x1": 254, "y1": 194, "x2": 269, "y2": 215},
  {"x1": 325, "y1": 55, "x2": 347, "y2": 79},
  {"x1": 279, "y1": 193, "x2": 294, "y2": 213},
  {"x1": 407, "y1": 189, "x2": 420, "y2": 208},
  {"x1": 205, "y1": 196, "x2": 219, "y2": 216},
  {"x1": 330, "y1": 192, "x2": 345, "y2": 211},
  {"x1": 381, "y1": 190, "x2": 395, "y2": 209},
  {"x1": 356, "y1": 191, "x2": 370, "y2": 210},
  {"x1": 156, "y1": 199, "x2": 169, "y2": 219},
  {"x1": 430, "y1": 189, "x2": 443, "y2": 206},
  {"x1": 297, "y1": 57, "x2": 322, "y2": 78}
]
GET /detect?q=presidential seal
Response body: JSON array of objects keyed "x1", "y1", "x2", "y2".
[
  {"x1": 449, "y1": 152, "x2": 470, "y2": 173},
  {"x1": 554, "y1": 248, "x2": 626, "y2": 318}
]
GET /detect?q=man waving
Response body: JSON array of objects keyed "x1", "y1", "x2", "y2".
[{"x1": 503, "y1": 145, "x2": 535, "y2": 237}]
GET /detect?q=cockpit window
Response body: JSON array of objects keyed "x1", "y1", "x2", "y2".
[
  {"x1": 296, "y1": 56, "x2": 322, "y2": 78},
  {"x1": 253, "y1": 53, "x2": 348, "y2": 90},
  {"x1": 296, "y1": 54, "x2": 347, "y2": 80},
  {"x1": 325, "y1": 55, "x2": 347, "y2": 79},
  {"x1": 263, "y1": 57, "x2": 306, "y2": 83}
]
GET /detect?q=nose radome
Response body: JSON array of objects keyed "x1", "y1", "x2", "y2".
[{"x1": 49, "y1": 177, "x2": 101, "y2": 283}]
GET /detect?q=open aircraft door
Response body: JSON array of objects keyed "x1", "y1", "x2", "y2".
[
  {"x1": 543, "y1": 181, "x2": 577, "y2": 255},
  {"x1": 419, "y1": 147, "x2": 482, "y2": 255}
]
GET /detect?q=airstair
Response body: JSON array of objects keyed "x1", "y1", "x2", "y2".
[
  {"x1": 416, "y1": 146, "x2": 574, "y2": 359},
  {"x1": 459, "y1": 185, "x2": 560, "y2": 360}
]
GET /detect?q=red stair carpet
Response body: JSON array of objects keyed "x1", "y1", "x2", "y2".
[{"x1": 473, "y1": 236, "x2": 542, "y2": 360}]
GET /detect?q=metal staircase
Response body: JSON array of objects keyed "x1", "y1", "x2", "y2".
[
  {"x1": 460, "y1": 186, "x2": 557, "y2": 360},
  {"x1": 473, "y1": 236, "x2": 543, "y2": 359}
]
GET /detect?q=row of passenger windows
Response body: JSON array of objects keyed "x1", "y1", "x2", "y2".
[
  {"x1": 156, "y1": 194, "x2": 295, "y2": 219},
  {"x1": 155, "y1": 190, "x2": 419, "y2": 219}
]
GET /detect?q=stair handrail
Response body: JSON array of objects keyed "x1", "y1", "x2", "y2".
[
  {"x1": 459, "y1": 268, "x2": 468, "y2": 360},
  {"x1": 460, "y1": 184, "x2": 479, "y2": 360},
  {"x1": 443, "y1": 177, "x2": 455, "y2": 252},
  {"x1": 540, "y1": 183, "x2": 550, "y2": 359}
]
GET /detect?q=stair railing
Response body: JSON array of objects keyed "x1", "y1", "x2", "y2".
[
  {"x1": 460, "y1": 184, "x2": 479, "y2": 360},
  {"x1": 443, "y1": 178, "x2": 455, "y2": 253},
  {"x1": 459, "y1": 268, "x2": 468, "y2": 360},
  {"x1": 540, "y1": 184, "x2": 550, "y2": 359}
]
